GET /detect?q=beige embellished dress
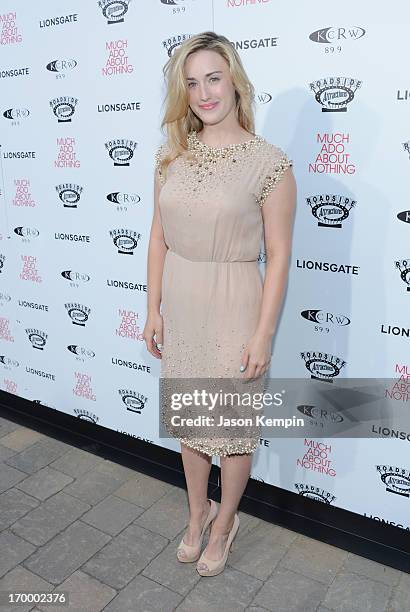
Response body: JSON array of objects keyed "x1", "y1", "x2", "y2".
[{"x1": 155, "y1": 129, "x2": 292, "y2": 457}]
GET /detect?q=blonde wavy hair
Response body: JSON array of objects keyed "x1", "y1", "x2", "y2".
[{"x1": 157, "y1": 31, "x2": 256, "y2": 181}]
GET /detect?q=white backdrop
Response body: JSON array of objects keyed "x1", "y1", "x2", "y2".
[{"x1": 1, "y1": 1, "x2": 409, "y2": 532}]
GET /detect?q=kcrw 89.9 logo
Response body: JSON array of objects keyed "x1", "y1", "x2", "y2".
[{"x1": 309, "y1": 26, "x2": 366, "y2": 54}]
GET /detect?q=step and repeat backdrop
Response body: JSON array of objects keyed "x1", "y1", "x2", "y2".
[{"x1": 1, "y1": 2, "x2": 409, "y2": 533}]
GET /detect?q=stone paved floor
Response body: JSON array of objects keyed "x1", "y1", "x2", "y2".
[{"x1": 0, "y1": 414, "x2": 408, "y2": 612}]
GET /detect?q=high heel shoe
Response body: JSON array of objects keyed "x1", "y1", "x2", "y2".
[
  {"x1": 176, "y1": 498, "x2": 219, "y2": 563},
  {"x1": 196, "y1": 513, "x2": 240, "y2": 576}
]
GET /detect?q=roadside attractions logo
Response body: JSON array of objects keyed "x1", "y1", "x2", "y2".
[
  {"x1": 119, "y1": 388, "x2": 148, "y2": 414},
  {"x1": 376, "y1": 465, "x2": 410, "y2": 498},
  {"x1": 309, "y1": 77, "x2": 362, "y2": 112},
  {"x1": 162, "y1": 33, "x2": 192, "y2": 56},
  {"x1": 98, "y1": 0, "x2": 132, "y2": 24},
  {"x1": 295, "y1": 483, "x2": 336, "y2": 504},
  {"x1": 56, "y1": 183, "x2": 83, "y2": 208},
  {"x1": 301, "y1": 351, "x2": 346, "y2": 381},
  {"x1": 306, "y1": 194, "x2": 356, "y2": 227},
  {"x1": 49, "y1": 96, "x2": 78, "y2": 122},
  {"x1": 395, "y1": 259, "x2": 410, "y2": 291},
  {"x1": 105, "y1": 139, "x2": 136, "y2": 166}
]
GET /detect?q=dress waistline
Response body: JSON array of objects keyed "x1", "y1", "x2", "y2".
[{"x1": 167, "y1": 249, "x2": 258, "y2": 264}]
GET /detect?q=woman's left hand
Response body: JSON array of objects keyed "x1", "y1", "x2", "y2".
[{"x1": 239, "y1": 332, "x2": 272, "y2": 380}]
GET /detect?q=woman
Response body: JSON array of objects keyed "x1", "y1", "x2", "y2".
[{"x1": 143, "y1": 31, "x2": 296, "y2": 577}]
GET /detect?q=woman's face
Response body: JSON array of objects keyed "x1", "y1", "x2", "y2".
[{"x1": 184, "y1": 49, "x2": 236, "y2": 127}]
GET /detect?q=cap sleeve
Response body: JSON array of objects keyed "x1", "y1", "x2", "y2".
[
  {"x1": 154, "y1": 142, "x2": 168, "y2": 187},
  {"x1": 256, "y1": 145, "x2": 293, "y2": 208}
]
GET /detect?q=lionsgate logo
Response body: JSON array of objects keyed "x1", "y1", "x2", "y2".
[
  {"x1": 309, "y1": 26, "x2": 366, "y2": 44},
  {"x1": 105, "y1": 138, "x2": 136, "y2": 166},
  {"x1": 46, "y1": 58, "x2": 77, "y2": 74},
  {"x1": 376, "y1": 465, "x2": 410, "y2": 498},
  {"x1": 300, "y1": 351, "x2": 346, "y2": 382},
  {"x1": 294, "y1": 483, "x2": 336, "y2": 504},
  {"x1": 162, "y1": 33, "x2": 192, "y2": 57},
  {"x1": 309, "y1": 77, "x2": 362, "y2": 112},
  {"x1": 64, "y1": 302, "x2": 91, "y2": 326},
  {"x1": 99, "y1": 0, "x2": 132, "y2": 24},
  {"x1": 109, "y1": 228, "x2": 141, "y2": 254},
  {"x1": 119, "y1": 388, "x2": 148, "y2": 414},
  {"x1": 49, "y1": 96, "x2": 78, "y2": 122},
  {"x1": 395, "y1": 259, "x2": 410, "y2": 291},
  {"x1": 306, "y1": 194, "x2": 356, "y2": 228},
  {"x1": 25, "y1": 328, "x2": 47, "y2": 350},
  {"x1": 56, "y1": 183, "x2": 83, "y2": 208}
]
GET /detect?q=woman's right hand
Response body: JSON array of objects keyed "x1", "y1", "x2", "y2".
[{"x1": 143, "y1": 311, "x2": 164, "y2": 359}]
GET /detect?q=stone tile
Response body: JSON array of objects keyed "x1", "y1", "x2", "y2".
[
  {"x1": 0, "y1": 565, "x2": 52, "y2": 612},
  {"x1": 49, "y1": 447, "x2": 103, "y2": 477},
  {"x1": 323, "y1": 570, "x2": 392, "y2": 612},
  {"x1": 5, "y1": 440, "x2": 70, "y2": 475},
  {"x1": 15, "y1": 466, "x2": 73, "y2": 501},
  {"x1": 0, "y1": 462, "x2": 27, "y2": 494},
  {"x1": 230, "y1": 521, "x2": 297, "y2": 580},
  {"x1": 23, "y1": 520, "x2": 110, "y2": 584},
  {"x1": 134, "y1": 487, "x2": 192, "y2": 539},
  {"x1": 252, "y1": 566, "x2": 327, "y2": 612},
  {"x1": 36, "y1": 569, "x2": 116, "y2": 612},
  {"x1": 0, "y1": 417, "x2": 20, "y2": 438},
  {"x1": 113, "y1": 472, "x2": 173, "y2": 508},
  {"x1": 246, "y1": 607, "x2": 271, "y2": 612},
  {"x1": 11, "y1": 491, "x2": 91, "y2": 546},
  {"x1": 387, "y1": 571, "x2": 410, "y2": 612},
  {"x1": 82, "y1": 522, "x2": 168, "y2": 590},
  {"x1": 0, "y1": 488, "x2": 39, "y2": 531},
  {"x1": 0, "y1": 427, "x2": 44, "y2": 451},
  {"x1": 62, "y1": 464, "x2": 131, "y2": 506},
  {"x1": 97, "y1": 459, "x2": 138, "y2": 481},
  {"x1": 279, "y1": 534, "x2": 348, "y2": 585},
  {"x1": 0, "y1": 530, "x2": 36, "y2": 579},
  {"x1": 142, "y1": 538, "x2": 201, "y2": 596},
  {"x1": 342, "y1": 552, "x2": 402, "y2": 586},
  {"x1": 176, "y1": 566, "x2": 262, "y2": 612},
  {"x1": 81, "y1": 494, "x2": 144, "y2": 535},
  {"x1": 104, "y1": 574, "x2": 182, "y2": 611},
  {"x1": 0, "y1": 444, "x2": 18, "y2": 460}
]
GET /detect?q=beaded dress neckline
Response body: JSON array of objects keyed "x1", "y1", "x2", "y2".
[{"x1": 187, "y1": 129, "x2": 264, "y2": 156}]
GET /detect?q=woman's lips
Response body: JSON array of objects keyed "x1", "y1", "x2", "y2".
[{"x1": 199, "y1": 102, "x2": 218, "y2": 110}]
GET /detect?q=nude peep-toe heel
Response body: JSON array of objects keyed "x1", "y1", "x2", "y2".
[
  {"x1": 196, "y1": 513, "x2": 240, "y2": 576},
  {"x1": 176, "y1": 499, "x2": 219, "y2": 563}
]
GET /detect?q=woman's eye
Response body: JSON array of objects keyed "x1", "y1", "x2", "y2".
[{"x1": 188, "y1": 78, "x2": 220, "y2": 88}]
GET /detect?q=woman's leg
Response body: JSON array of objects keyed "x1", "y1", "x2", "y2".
[
  {"x1": 178, "y1": 442, "x2": 213, "y2": 556},
  {"x1": 197, "y1": 452, "x2": 252, "y2": 566}
]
